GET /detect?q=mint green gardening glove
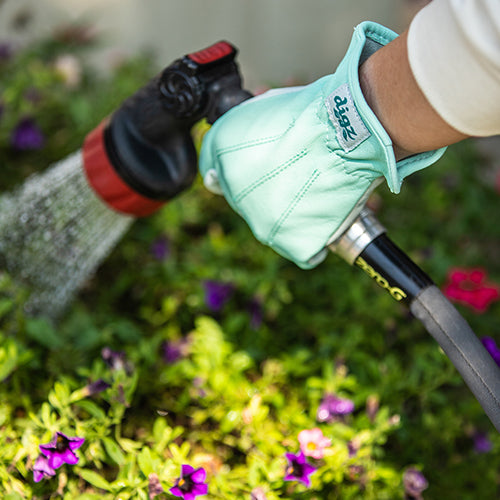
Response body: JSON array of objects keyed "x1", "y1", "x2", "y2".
[{"x1": 199, "y1": 21, "x2": 446, "y2": 269}]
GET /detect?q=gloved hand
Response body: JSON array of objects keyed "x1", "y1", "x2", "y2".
[{"x1": 199, "y1": 21, "x2": 446, "y2": 269}]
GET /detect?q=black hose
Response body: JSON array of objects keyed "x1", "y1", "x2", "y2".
[
  {"x1": 410, "y1": 285, "x2": 500, "y2": 432},
  {"x1": 336, "y1": 215, "x2": 500, "y2": 432}
]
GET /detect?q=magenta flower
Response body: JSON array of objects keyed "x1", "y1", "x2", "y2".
[
  {"x1": 284, "y1": 451, "x2": 316, "y2": 487},
  {"x1": 39, "y1": 432, "x2": 84, "y2": 469},
  {"x1": 11, "y1": 118, "x2": 45, "y2": 150},
  {"x1": 203, "y1": 280, "x2": 234, "y2": 312},
  {"x1": 317, "y1": 393, "x2": 354, "y2": 422},
  {"x1": 403, "y1": 467, "x2": 428, "y2": 500},
  {"x1": 170, "y1": 464, "x2": 208, "y2": 499},
  {"x1": 298, "y1": 428, "x2": 331, "y2": 459},
  {"x1": 32, "y1": 455, "x2": 56, "y2": 482},
  {"x1": 443, "y1": 268, "x2": 500, "y2": 313},
  {"x1": 481, "y1": 336, "x2": 500, "y2": 367}
]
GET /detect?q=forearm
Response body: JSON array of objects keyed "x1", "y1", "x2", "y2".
[{"x1": 359, "y1": 29, "x2": 469, "y2": 161}]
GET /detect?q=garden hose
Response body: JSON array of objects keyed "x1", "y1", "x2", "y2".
[{"x1": 330, "y1": 209, "x2": 500, "y2": 432}]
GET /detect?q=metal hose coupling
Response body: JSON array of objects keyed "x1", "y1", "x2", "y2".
[
  {"x1": 329, "y1": 208, "x2": 386, "y2": 265},
  {"x1": 329, "y1": 208, "x2": 433, "y2": 303}
]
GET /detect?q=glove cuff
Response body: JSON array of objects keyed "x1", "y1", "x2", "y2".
[{"x1": 328, "y1": 21, "x2": 446, "y2": 194}]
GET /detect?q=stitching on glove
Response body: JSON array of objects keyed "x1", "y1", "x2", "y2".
[
  {"x1": 234, "y1": 149, "x2": 308, "y2": 204},
  {"x1": 215, "y1": 121, "x2": 296, "y2": 158},
  {"x1": 365, "y1": 28, "x2": 393, "y2": 47},
  {"x1": 268, "y1": 169, "x2": 321, "y2": 245},
  {"x1": 342, "y1": 160, "x2": 381, "y2": 183}
]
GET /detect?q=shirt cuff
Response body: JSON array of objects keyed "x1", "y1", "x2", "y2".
[{"x1": 408, "y1": 0, "x2": 500, "y2": 136}]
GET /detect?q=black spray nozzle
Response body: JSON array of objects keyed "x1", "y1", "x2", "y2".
[
  {"x1": 88, "y1": 41, "x2": 251, "y2": 208},
  {"x1": 159, "y1": 40, "x2": 252, "y2": 123}
]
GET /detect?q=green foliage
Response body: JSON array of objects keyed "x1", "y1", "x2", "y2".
[{"x1": 1, "y1": 19, "x2": 500, "y2": 500}]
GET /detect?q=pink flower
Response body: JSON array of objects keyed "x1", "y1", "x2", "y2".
[
  {"x1": 298, "y1": 428, "x2": 332, "y2": 459},
  {"x1": 443, "y1": 268, "x2": 500, "y2": 313}
]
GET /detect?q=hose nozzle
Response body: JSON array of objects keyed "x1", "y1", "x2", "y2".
[{"x1": 83, "y1": 41, "x2": 250, "y2": 217}]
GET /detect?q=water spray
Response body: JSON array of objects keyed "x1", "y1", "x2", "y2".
[
  {"x1": 2, "y1": 41, "x2": 499, "y2": 431},
  {"x1": 0, "y1": 41, "x2": 250, "y2": 318}
]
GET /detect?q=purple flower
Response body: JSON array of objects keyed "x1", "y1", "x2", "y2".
[
  {"x1": 148, "y1": 472, "x2": 165, "y2": 499},
  {"x1": 24, "y1": 87, "x2": 42, "y2": 104},
  {"x1": 203, "y1": 280, "x2": 234, "y2": 312},
  {"x1": 102, "y1": 347, "x2": 133, "y2": 374},
  {"x1": 248, "y1": 297, "x2": 263, "y2": 330},
  {"x1": 83, "y1": 379, "x2": 111, "y2": 397},
  {"x1": 0, "y1": 42, "x2": 12, "y2": 62},
  {"x1": 284, "y1": 451, "x2": 316, "y2": 488},
  {"x1": 151, "y1": 235, "x2": 170, "y2": 261},
  {"x1": 473, "y1": 431, "x2": 492, "y2": 454},
  {"x1": 170, "y1": 464, "x2": 208, "y2": 500},
  {"x1": 317, "y1": 393, "x2": 355, "y2": 422},
  {"x1": 11, "y1": 118, "x2": 44, "y2": 150},
  {"x1": 162, "y1": 338, "x2": 189, "y2": 364},
  {"x1": 39, "y1": 432, "x2": 84, "y2": 469},
  {"x1": 32, "y1": 455, "x2": 56, "y2": 482},
  {"x1": 481, "y1": 336, "x2": 500, "y2": 367},
  {"x1": 347, "y1": 440, "x2": 360, "y2": 458},
  {"x1": 403, "y1": 467, "x2": 428, "y2": 500}
]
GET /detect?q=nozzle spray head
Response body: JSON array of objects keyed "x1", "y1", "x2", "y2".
[{"x1": 83, "y1": 41, "x2": 251, "y2": 217}]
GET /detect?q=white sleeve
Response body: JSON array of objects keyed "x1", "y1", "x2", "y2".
[{"x1": 408, "y1": 0, "x2": 500, "y2": 136}]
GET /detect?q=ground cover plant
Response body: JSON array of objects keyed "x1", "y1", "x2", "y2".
[{"x1": 1, "y1": 17, "x2": 500, "y2": 500}]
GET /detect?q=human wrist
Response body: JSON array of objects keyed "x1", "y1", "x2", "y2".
[
  {"x1": 358, "y1": 30, "x2": 468, "y2": 161},
  {"x1": 358, "y1": 53, "x2": 413, "y2": 161}
]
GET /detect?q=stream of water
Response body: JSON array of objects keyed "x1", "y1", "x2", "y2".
[{"x1": 0, "y1": 150, "x2": 134, "y2": 319}]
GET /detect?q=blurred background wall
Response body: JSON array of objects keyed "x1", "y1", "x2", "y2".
[{"x1": 0, "y1": 0, "x2": 424, "y2": 90}]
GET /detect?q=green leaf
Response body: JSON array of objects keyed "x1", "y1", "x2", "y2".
[
  {"x1": 117, "y1": 437, "x2": 143, "y2": 454},
  {"x1": 74, "y1": 400, "x2": 106, "y2": 420},
  {"x1": 4, "y1": 493, "x2": 24, "y2": 500},
  {"x1": 103, "y1": 437, "x2": 125, "y2": 465},
  {"x1": 0, "y1": 340, "x2": 19, "y2": 381},
  {"x1": 25, "y1": 318, "x2": 63, "y2": 348},
  {"x1": 40, "y1": 402, "x2": 56, "y2": 428},
  {"x1": 80, "y1": 469, "x2": 112, "y2": 491},
  {"x1": 137, "y1": 447, "x2": 154, "y2": 477},
  {"x1": 0, "y1": 298, "x2": 14, "y2": 320},
  {"x1": 48, "y1": 381, "x2": 71, "y2": 410}
]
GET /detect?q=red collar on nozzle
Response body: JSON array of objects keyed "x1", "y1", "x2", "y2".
[{"x1": 82, "y1": 119, "x2": 166, "y2": 217}]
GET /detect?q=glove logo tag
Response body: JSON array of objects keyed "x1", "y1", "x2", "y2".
[{"x1": 326, "y1": 84, "x2": 370, "y2": 152}]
